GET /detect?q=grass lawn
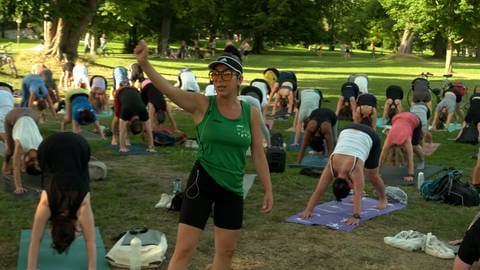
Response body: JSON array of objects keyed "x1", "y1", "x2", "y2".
[{"x1": 1, "y1": 39, "x2": 480, "y2": 269}]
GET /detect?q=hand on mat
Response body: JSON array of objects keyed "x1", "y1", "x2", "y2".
[
  {"x1": 299, "y1": 209, "x2": 312, "y2": 219},
  {"x1": 345, "y1": 216, "x2": 360, "y2": 226},
  {"x1": 261, "y1": 191, "x2": 273, "y2": 213},
  {"x1": 14, "y1": 186, "x2": 27, "y2": 194}
]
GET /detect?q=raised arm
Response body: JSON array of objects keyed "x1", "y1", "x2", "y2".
[
  {"x1": 134, "y1": 41, "x2": 208, "y2": 122},
  {"x1": 249, "y1": 106, "x2": 273, "y2": 213},
  {"x1": 27, "y1": 191, "x2": 51, "y2": 270}
]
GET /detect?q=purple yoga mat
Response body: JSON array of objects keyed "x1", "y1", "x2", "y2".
[{"x1": 286, "y1": 196, "x2": 406, "y2": 232}]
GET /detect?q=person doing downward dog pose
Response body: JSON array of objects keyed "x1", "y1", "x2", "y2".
[
  {"x1": 431, "y1": 87, "x2": 463, "y2": 131},
  {"x1": 237, "y1": 92, "x2": 271, "y2": 147},
  {"x1": 335, "y1": 82, "x2": 359, "y2": 121},
  {"x1": 27, "y1": 132, "x2": 96, "y2": 270},
  {"x1": 295, "y1": 108, "x2": 337, "y2": 164},
  {"x1": 379, "y1": 112, "x2": 425, "y2": 182},
  {"x1": 292, "y1": 89, "x2": 322, "y2": 146},
  {"x1": 456, "y1": 93, "x2": 480, "y2": 142},
  {"x1": 2, "y1": 108, "x2": 43, "y2": 194},
  {"x1": 140, "y1": 80, "x2": 178, "y2": 132},
  {"x1": 354, "y1": 93, "x2": 377, "y2": 129},
  {"x1": 20, "y1": 74, "x2": 57, "y2": 120},
  {"x1": 300, "y1": 123, "x2": 387, "y2": 226},
  {"x1": 0, "y1": 82, "x2": 15, "y2": 145},
  {"x1": 269, "y1": 71, "x2": 297, "y2": 117},
  {"x1": 89, "y1": 75, "x2": 109, "y2": 113},
  {"x1": 60, "y1": 88, "x2": 105, "y2": 139},
  {"x1": 381, "y1": 85, "x2": 404, "y2": 125},
  {"x1": 135, "y1": 40, "x2": 273, "y2": 270},
  {"x1": 111, "y1": 86, "x2": 155, "y2": 153}
]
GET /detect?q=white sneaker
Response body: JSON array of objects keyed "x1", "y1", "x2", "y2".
[
  {"x1": 422, "y1": 232, "x2": 455, "y2": 259},
  {"x1": 384, "y1": 230, "x2": 425, "y2": 251},
  {"x1": 155, "y1": 193, "x2": 173, "y2": 208}
]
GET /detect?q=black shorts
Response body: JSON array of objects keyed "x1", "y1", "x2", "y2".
[
  {"x1": 411, "y1": 118, "x2": 423, "y2": 146},
  {"x1": 179, "y1": 161, "x2": 244, "y2": 230}
]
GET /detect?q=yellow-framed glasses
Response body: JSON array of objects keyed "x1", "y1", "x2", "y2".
[{"x1": 209, "y1": 70, "x2": 235, "y2": 81}]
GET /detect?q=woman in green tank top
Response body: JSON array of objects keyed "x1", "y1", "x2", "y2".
[{"x1": 135, "y1": 41, "x2": 273, "y2": 270}]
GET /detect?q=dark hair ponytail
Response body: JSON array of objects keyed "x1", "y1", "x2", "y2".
[{"x1": 50, "y1": 215, "x2": 76, "y2": 254}]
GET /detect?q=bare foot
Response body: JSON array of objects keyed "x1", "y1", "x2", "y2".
[{"x1": 376, "y1": 198, "x2": 388, "y2": 209}]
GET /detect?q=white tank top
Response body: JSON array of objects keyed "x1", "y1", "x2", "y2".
[
  {"x1": 332, "y1": 128, "x2": 372, "y2": 162},
  {"x1": 12, "y1": 116, "x2": 43, "y2": 152}
]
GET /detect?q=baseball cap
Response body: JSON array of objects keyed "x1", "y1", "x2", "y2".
[{"x1": 208, "y1": 55, "x2": 243, "y2": 74}]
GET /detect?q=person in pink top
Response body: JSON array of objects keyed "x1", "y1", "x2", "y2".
[{"x1": 379, "y1": 111, "x2": 425, "y2": 182}]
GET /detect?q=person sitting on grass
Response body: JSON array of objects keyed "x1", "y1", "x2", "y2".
[
  {"x1": 300, "y1": 123, "x2": 387, "y2": 225},
  {"x1": 381, "y1": 85, "x2": 403, "y2": 125},
  {"x1": 353, "y1": 93, "x2": 377, "y2": 129},
  {"x1": 335, "y1": 82, "x2": 359, "y2": 121},
  {"x1": 295, "y1": 108, "x2": 337, "y2": 165},
  {"x1": 379, "y1": 112, "x2": 425, "y2": 182},
  {"x1": 111, "y1": 86, "x2": 155, "y2": 153},
  {"x1": 27, "y1": 132, "x2": 96, "y2": 270},
  {"x1": 2, "y1": 108, "x2": 43, "y2": 194},
  {"x1": 60, "y1": 88, "x2": 105, "y2": 140}
]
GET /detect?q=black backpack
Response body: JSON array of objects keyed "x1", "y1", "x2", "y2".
[
  {"x1": 270, "y1": 132, "x2": 284, "y2": 148},
  {"x1": 421, "y1": 169, "x2": 479, "y2": 206}
]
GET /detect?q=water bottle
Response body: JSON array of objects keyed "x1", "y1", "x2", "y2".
[
  {"x1": 417, "y1": 172, "x2": 425, "y2": 191},
  {"x1": 130, "y1": 236, "x2": 142, "y2": 270},
  {"x1": 173, "y1": 178, "x2": 182, "y2": 195}
]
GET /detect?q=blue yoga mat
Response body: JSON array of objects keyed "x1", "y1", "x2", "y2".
[
  {"x1": 288, "y1": 154, "x2": 328, "y2": 169},
  {"x1": 17, "y1": 227, "x2": 110, "y2": 270},
  {"x1": 287, "y1": 134, "x2": 312, "y2": 151},
  {"x1": 286, "y1": 196, "x2": 406, "y2": 232},
  {"x1": 104, "y1": 142, "x2": 161, "y2": 155}
]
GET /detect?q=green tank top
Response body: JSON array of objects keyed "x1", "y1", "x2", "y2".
[{"x1": 196, "y1": 96, "x2": 251, "y2": 196}]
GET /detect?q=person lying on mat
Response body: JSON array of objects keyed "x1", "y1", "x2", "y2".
[
  {"x1": 455, "y1": 93, "x2": 480, "y2": 142},
  {"x1": 335, "y1": 82, "x2": 359, "y2": 121},
  {"x1": 379, "y1": 112, "x2": 425, "y2": 182},
  {"x1": 140, "y1": 80, "x2": 179, "y2": 133},
  {"x1": 0, "y1": 82, "x2": 15, "y2": 147},
  {"x1": 353, "y1": 93, "x2": 377, "y2": 129},
  {"x1": 135, "y1": 40, "x2": 273, "y2": 270},
  {"x1": 381, "y1": 85, "x2": 403, "y2": 125},
  {"x1": 452, "y1": 212, "x2": 480, "y2": 269},
  {"x1": 60, "y1": 88, "x2": 105, "y2": 140},
  {"x1": 292, "y1": 89, "x2": 322, "y2": 147},
  {"x1": 2, "y1": 108, "x2": 42, "y2": 194},
  {"x1": 295, "y1": 108, "x2": 337, "y2": 165},
  {"x1": 300, "y1": 123, "x2": 387, "y2": 226},
  {"x1": 27, "y1": 132, "x2": 96, "y2": 270},
  {"x1": 110, "y1": 86, "x2": 155, "y2": 153}
]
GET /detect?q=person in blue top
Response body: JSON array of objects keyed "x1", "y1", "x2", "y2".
[
  {"x1": 60, "y1": 88, "x2": 105, "y2": 139},
  {"x1": 135, "y1": 40, "x2": 273, "y2": 270},
  {"x1": 21, "y1": 74, "x2": 57, "y2": 120}
]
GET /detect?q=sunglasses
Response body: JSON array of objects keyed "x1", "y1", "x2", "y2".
[{"x1": 209, "y1": 70, "x2": 236, "y2": 81}]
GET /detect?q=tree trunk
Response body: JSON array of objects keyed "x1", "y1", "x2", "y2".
[
  {"x1": 432, "y1": 32, "x2": 446, "y2": 58},
  {"x1": 397, "y1": 27, "x2": 415, "y2": 54},
  {"x1": 252, "y1": 34, "x2": 264, "y2": 54},
  {"x1": 158, "y1": 16, "x2": 172, "y2": 56},
  {"x1": 43, "y1": 0, "x2": 98, "y2": 61},
  {"x1": 444, "y1": 39, "x2": 453, "y2": 74}
]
